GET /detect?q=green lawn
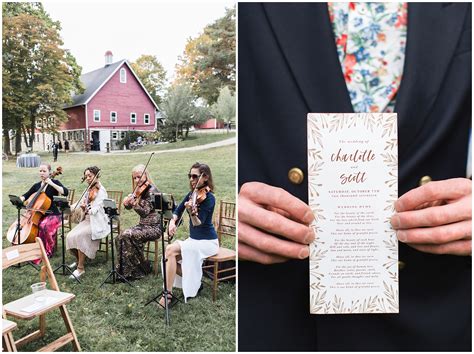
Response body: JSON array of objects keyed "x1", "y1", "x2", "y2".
[{"x1": 2, "y1": 144, "x2": 236, "y2": 352}]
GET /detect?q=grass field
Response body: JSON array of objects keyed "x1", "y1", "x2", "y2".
[{"x1": 2, "y1": 143, "x2": 236, "y2": 352}]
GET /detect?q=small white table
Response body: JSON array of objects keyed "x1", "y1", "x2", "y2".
[
  {"x1": 4, "y1": 289, "x2": 75, "y2": 320},
  {"x1": 16, "y1": 154, "x2": 41, "y2": 168}
]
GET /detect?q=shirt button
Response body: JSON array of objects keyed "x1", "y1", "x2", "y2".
[
  {"x1": 419, "y1": 175, "x2": 432, "y2": 186},
  {"x1": 288, "y1": 167, "x2": 304, "y2": 185},
  {"x1": 398, "y1": 261, "x2": 406, "y2": 270}
]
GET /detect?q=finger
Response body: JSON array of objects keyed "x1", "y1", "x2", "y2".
[
  {"x1": 239, "y1": 197, "x2": 315, "y2": 244},
  {"x1": 408, "y1": 239, "x2": 472, "y2": 256},
  {"x1": 396, "y1": 220, "x2": 472, "y2": 245},
  {"x1": 396, "y1": 178, "x2": 471, "y2": 212},
  {"x1": 391, "y1": 196, "x2": 471, "y2": 229},
  {"x1": 239, "y1": 222, "x2": 310, "y2": 259},
  {"x1": 238, "y1": 242, "x2": 289, "y2": 264},
  {"x1": 267, "y1": 205, "x2": 292, "y2": 219},
  {"x1": 240, "y1": 182, "x2": 314, "y2": 224}
]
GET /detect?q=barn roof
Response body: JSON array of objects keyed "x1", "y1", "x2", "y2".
[{"x1": 64, "y1": 59, "x2": 158, "y2": 110}]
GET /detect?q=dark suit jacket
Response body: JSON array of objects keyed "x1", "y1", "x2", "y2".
[{"x1": 238, "y1": 3, "x2": 471, "y2": 351}]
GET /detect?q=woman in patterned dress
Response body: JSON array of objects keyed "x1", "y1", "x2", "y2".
[{"x1": 115, "y1": 164, "x2": 162, "y2": 280}]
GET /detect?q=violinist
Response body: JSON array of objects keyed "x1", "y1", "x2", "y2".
[
  {"x1": 66, "y1": 166, "x2": 109, "y2": 279},
  {"x1": 115, "y1": 164, "x2": 162, "y2": 280},
  {"x1": 19, "y1": 163, "x2": 68, "y2": 258},
  {"x1": 161, "y1": 162, "x2": 218, "y2": 306}
]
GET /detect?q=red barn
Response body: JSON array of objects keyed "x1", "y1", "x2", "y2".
[{"x1": 60, "y1": 51, "x2": 158, "y2": 151}]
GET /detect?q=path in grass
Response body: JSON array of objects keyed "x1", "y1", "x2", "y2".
[{"x1": 71, "y1": 137, "x2": 236, "y2": 155}]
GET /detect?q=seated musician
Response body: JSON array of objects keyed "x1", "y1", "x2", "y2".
[
  {"x1": 161, "y1": 162, "x2": 219, "y2": 306},
  {"x1": 66, "y1": 166, "x2": 109, "y2": 279},
  {"x1": 19, "y1": 163, "x2": 68, "y2": 258},
  {"x1": 115, "y1": 164, "x2": 162, "y2": 280}
]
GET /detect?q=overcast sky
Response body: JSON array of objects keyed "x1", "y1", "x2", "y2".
[{"x1": 43, "y1": 1, "x2": 234, "y2": 81}]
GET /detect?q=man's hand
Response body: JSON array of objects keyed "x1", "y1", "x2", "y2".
[
  {"x1": 391, "y1": 178, "x2": 472, "y2": 256},
  {"x1": 239, "y1": 182, "x2": 315, "y2": 264}
]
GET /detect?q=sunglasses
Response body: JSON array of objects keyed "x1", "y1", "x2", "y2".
[{"x1": 188, "y1": 174, "x2": 200, "y2": 180}]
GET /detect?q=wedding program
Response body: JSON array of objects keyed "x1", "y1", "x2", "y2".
[{"x1": 307, "y1": 113, "x2": 398, "y2": 314}]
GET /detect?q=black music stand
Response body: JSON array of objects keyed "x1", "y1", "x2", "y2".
[
  {"x1": 100, "y1": 199, "x2": 133, "y2": 287},
  {"x1": 144, "y1": 192, "x2": 181, "y2": 326},
  {"x1": 8, "y1": 195, "x2": 24, "y2": 246},
  {"x1": 8, "y1": 195, "x2": 40, "y2": 271},
  {"x1": 52, "y1": 196, "x2": 80, "y2": 283}
]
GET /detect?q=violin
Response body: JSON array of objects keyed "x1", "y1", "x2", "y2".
[
  {"x1": 123, "y1": 153, "x2": 154, "y2": 208},
  {"x1": 7, "y1": 166, "x2": 63, "y2": 244},
  {"x1": 83, "y1": 179, "x2": 100, "y2": 211},
  {"x1": 184, "y1": 174, "x2": 210, "y2": 227},
  {"x1": 72, "y1": 170, "x2": 101, "y2": 221}
]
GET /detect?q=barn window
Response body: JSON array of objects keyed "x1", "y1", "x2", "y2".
[
  {"x1": 110, "y1": 111, "x2": 117, "y2": 123},
  {"x1": 130, "y1": 113, "x2": 137, "y2": 124},
  {"x1": 120, "y1": 68, "x2": 127, "y2": 83},
  {"x1": 111, "y1": 131, "x2": 118, "y2": 140},
  {"x1": 93, "y1": 109, "x2": 101, "y2": 122},
  {"x1": 144, "y1": 113, "x2": 150, "y2": 124}
]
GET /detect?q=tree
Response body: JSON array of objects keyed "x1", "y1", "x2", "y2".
[
  {"x1": 159, "y1": 84, "x2": 208, "y2": 142},
  {"x1": 2, "y1": 3, "x2": 83, "y2": 154},
  {"x1": 211, "y1": 86, "x2": 235, "y2": 131},
  {"x1": 130, "y1": 54, "x2": 167, "y2": 105},
  {"x1": 176, "y1": 6, "x2": 235, "y2": 104}
]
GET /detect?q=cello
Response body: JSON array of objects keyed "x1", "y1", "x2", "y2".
[{"x1": 6, "y1": 166, "x2": 63, "y2": 244}]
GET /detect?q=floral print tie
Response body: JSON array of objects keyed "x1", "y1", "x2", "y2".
[{"x1": 328, "y1": 2, "x2": 407, "y2": 113}]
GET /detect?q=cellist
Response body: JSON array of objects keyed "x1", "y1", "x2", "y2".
[{"x1": 20, "y1": 163, "x2": 68, "y2": 258}]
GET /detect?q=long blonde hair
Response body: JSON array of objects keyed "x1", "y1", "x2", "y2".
[{"x1": 131, "y1": 164, "x2": 154, "y2": 190}]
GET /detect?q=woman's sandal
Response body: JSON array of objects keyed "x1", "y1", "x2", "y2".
[{"x1": 158, "y1": 293, "x2": 173, "y2": 307}]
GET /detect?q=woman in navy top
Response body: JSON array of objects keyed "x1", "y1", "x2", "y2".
[{"x1": 161, "y1": 162, "x2": 219, "y2": 305}]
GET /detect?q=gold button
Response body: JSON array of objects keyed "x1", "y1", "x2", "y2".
[
  {"x1": 288, "y1": 167, "x2": 304, "y2": 185},
  {"x1": 419, "y1": 175, "x2": 432, "y2": 186},
  {"x1": 398, "y1": 261, "x2": 406, "y2": 270}
]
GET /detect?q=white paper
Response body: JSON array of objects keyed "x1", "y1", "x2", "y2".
[
  {"x1": 308, "y1": 113, "x2": 398, "y2": 314},
  {"x1": 6, "y1": 249, "x2": 19, "y2": 260}
]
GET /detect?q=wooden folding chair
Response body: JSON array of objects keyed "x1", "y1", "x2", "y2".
[
  {"x1": 99, "y1": 190, "x2": 123, "y2": 261},
  {"x1": 54, "y1": 188, "x2": 75, "y2": 253},
  {"x1": 145, "y1": 217, "x2": 172, "y2": 275},
  {"x1": 63, "y1": 188, "x2": 75, "y2": 233},
  {"x1": 2, "y1": 238, "x2": 81, "y2": 351},
  {"x1": 2, "y1": 311, "x2": 18, "y2": 352},
  {"x1": 202, "y1": 200, "x2": 236, "y2": 301}
]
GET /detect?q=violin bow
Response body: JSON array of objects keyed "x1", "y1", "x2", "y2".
[
  {"x1": 73, "y1": 169, "x2": 101, "y2": 211},
  {"x1": 130, "y1": 152, "x2": 155, "y2": 196}
]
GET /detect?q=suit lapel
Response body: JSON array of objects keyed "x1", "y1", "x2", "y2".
[
  {"x1": 263, "y1": 3, "x2": 353, "y2": 113},
  {"x1": 395, "y1": 3, "x2": 469, "y2": 158}
]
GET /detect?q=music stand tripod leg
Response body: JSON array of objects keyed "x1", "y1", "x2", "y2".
[
  {"x1": 53, "y1": 208, "x2": 81, "y2": 283},
  {"x1": 144, "y1": 205, "x2": 181, "y2": 325},
  {"x1": 100, "y1": 215, "x2": 133, "y2": 287}
]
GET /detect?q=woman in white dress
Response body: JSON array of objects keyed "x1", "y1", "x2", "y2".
[
  {"x1": 161, "y1": 162, "x2": 219, "y2": 305},
  {"x1": 66, "y1": 166, "x2": 110, "y2": 278}
]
